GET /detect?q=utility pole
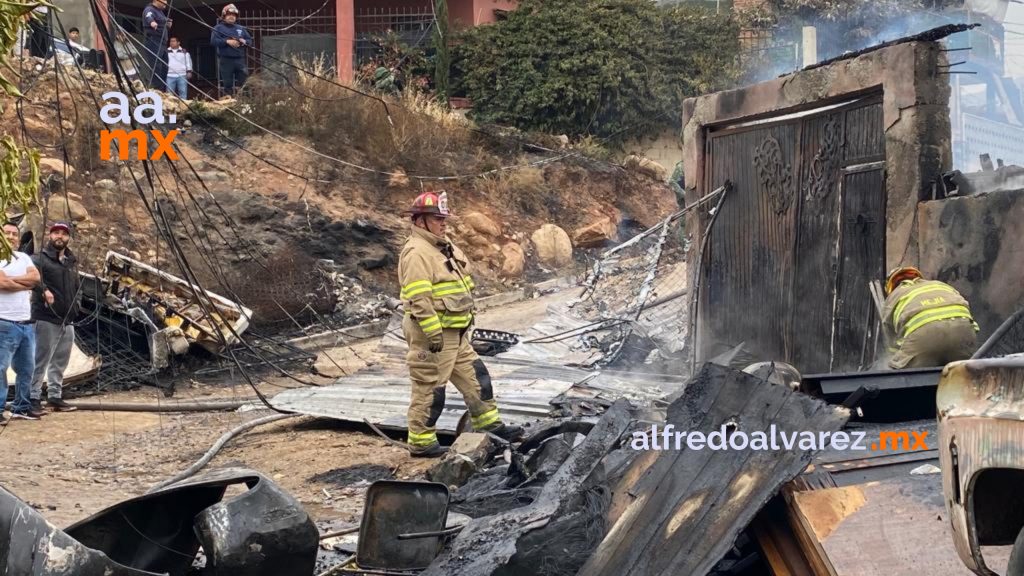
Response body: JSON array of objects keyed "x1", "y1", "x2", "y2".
[{"x1": 801, "y1": 26, "x2": 818, "y2": 68}]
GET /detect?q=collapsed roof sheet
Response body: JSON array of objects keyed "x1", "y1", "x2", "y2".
[{"x1": 272, "y1": 315, "x2": 687, "y2": 433}]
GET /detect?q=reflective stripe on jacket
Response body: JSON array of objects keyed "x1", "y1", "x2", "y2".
[
  {"x1": 882, "y1": 278, "x2": 977, "y2": 344},
  {"x1": 398, "y1": 225, "x2": 476, "y2": 336}
]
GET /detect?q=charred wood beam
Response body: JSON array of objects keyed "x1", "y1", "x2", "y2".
[
  {"x1": 578, "y1": 364, "x2": 849, "y2": 576},
  {"x1": 420, "y1": 399, "x2": 634, "y2": 576},
  {"x1": 796, "y1": 23, "x2": 979, "y2": 74},
  {"x1": 517, "y1": 420, "x2": 596, "y2": 454}
]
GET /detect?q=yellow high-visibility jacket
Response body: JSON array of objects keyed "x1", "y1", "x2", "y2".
[
  {"x1": 398, "y1": 225, "x2": 476, "y2": 337},
  {"x1": 882, "y1": 278, "x2": 978, "y2": 346}
]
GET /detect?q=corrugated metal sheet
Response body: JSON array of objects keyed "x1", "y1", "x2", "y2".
[
  {"x1": 273, "y1": 314, "x2": 688, "y2": 433},
  {"x1": 578, "y1": 363, "x2": 849, "y2": 576}
]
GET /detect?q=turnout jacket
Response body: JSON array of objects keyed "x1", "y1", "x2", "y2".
[
  {"x1": 882, "y1": 278, "x2": 977, "y2": 346},
  {"x1": 398, "y1": 225, "x2": 476, "y2": 338}
]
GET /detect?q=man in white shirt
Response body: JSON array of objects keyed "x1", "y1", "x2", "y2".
[
  {"x1": 165, "y1": 37, "x2": 192, "y2": 100},
  {"x1": 0, "y1": 222, "x2": 41, "y2": 423}
]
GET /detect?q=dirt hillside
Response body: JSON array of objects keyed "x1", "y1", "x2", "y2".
[{"x1": 2, "y1": 60, "x2": 678, "y2": 332}]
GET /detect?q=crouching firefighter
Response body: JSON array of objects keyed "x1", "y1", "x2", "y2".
[
  {"x1": 882, "y1": 266, "x2": 979, "y2": 369},
  {"x1": 398, "y1": 191, "x2": 524, "y2": 457}
]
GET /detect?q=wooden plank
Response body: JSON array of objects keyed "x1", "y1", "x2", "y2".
[
  {"x1": 750, "y1": 496, "x2": 818, "y2": 576},
  {"x1": 788, "y1": 473, "x2": 1010, "y2": 575},
  {"x1": 782, "y1": 486, "x2": 839, "y2": 576}
]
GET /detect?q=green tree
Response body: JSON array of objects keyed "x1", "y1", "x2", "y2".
[
  {"x1": 0, "y1": 1, "x2": 46, "y2": 259},
  {"x1": 433, "y1": 0, "x2": 451, "y2": 106},
  {"x1": 454, "y1": 0, "x2": 739, "y2": 143}
]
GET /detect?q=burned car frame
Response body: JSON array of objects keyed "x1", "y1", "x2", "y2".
[{"x1": 938, "y1": 355, "x2": 1024, "y2": 576}]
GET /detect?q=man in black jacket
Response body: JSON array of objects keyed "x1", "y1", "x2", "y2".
[{"x1": 30, "y1": 222, "x2": 80, "y2": 413}]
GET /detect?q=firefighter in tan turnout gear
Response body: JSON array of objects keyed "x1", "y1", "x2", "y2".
[
  {"x1": 882, "y1": 266, "x2": 979, "y2": 370},
  {"x1": 398, "y1": 191, "x2": 524, "y2": 457}
]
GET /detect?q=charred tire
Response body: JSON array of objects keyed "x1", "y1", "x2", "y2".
[{"x1": 1008, "y1": 524, "x2": 1024, "y2": 576}]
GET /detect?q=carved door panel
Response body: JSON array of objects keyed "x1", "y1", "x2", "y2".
[
  {"x1": 700, "y1": 122, "x2": 800, "y2": 363},
  {"x1": 700, "y1": 96, "x2": 885, "y2": 373}
]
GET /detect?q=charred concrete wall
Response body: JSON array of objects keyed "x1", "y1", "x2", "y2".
[
  {"x1": 680, "y1": 39, "x2": 952, "y2": 369},
  {"x1": 681, "y1": 40, "x2": 951, "y2": 271},
  {"x1": 918, "y1": 190, "x2": 1024, "y2": 341}
]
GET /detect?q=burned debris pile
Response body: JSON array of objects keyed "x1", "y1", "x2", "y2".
[{"x1": 296, "y1": 364, "x2": 847, "y2": 576}]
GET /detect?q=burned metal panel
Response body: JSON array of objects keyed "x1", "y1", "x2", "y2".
[
  {"x1": 0, "y1": 487, "x2": 160, "y2": 576},
  {"x1": 938, "y1": 357, "x2": 1024, "y2": 575},
  {"x1": 831, "y1": 166, "x2": 887, "y2": 371},
  {"x1": 577, "y1": 363, "x2": 848, "y2": 576},
  {"x1": 790, "y1": 109, "x2": 847, "y2": 373},
  {"x1": 65, "y1": 467, "x2": 319, "y2": 576},
  {"x1": 700, "y1": 121, "x2": 800, "y2": 362}
]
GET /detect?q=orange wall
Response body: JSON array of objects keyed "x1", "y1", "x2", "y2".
[{"x1": 472, "y1": 0, "x2": 517, "y2": 25}]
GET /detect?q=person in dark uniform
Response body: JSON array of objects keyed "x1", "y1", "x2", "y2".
[
  {"x1": 142, "y1": 0, "x2": 171, "y2": 90},
  {"x1": 210, "y1": 4, "x2": 252, "y2": 97}
]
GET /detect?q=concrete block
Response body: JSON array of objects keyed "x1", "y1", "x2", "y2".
[{"x1": 427, "y1": 433, "x2": 495, "y2": 488}]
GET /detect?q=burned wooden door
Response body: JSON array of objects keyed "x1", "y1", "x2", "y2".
[
  {"x1": 831, "y1": 165, "x2": 886, "y2": 371},
  {"x1": 700, "y1": 121, "x2": 800, "y2": 364},
  {"x1": 699, "y1": 96, "x2": 885, "y2": 373}
]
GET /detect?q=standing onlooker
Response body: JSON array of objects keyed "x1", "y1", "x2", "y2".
[
  {"x1": 165, "y1": 37, "x2": 192, "y2": 101},
  {"x1": 31, "y1": 222, "x2": 80, "y2": 413},
  {"x1": 0, "y1": 222, "x2": 41, "y2": 423},
  {"x1": 26, "y1": 6, "x2": 51, "y2": 59},
  {"x1": 210, "y1": 4, "x2": 252, "y2": 97},
  {"x1": 114, "y1": 31, "x2": 141, "y2": 83},
  {"x1": 142, "y1": 0, "x2": 171, "y2": 90}
]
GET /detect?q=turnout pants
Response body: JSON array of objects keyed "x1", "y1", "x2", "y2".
[
  {"x1": 889, "y1": 317, "x2": 977, "y2": 369},
  {"x1": 32, "y1": 321, "x2": 74, "y2": 400},
  {"x1": 403, "y1": 316, "x2": 500, "y2": 447}
]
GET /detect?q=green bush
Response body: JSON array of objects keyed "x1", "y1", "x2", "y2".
[{"x1": 454, "y1": 0, "x2": 740, "y2": 144}]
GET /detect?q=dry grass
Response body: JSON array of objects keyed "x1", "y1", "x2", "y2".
[
  {"x1": 478, "y1": 165, "x2": 556, "y2": 218},
  {"x1": 235, "y1": 56, "x2": 493, "y2": 178}
]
